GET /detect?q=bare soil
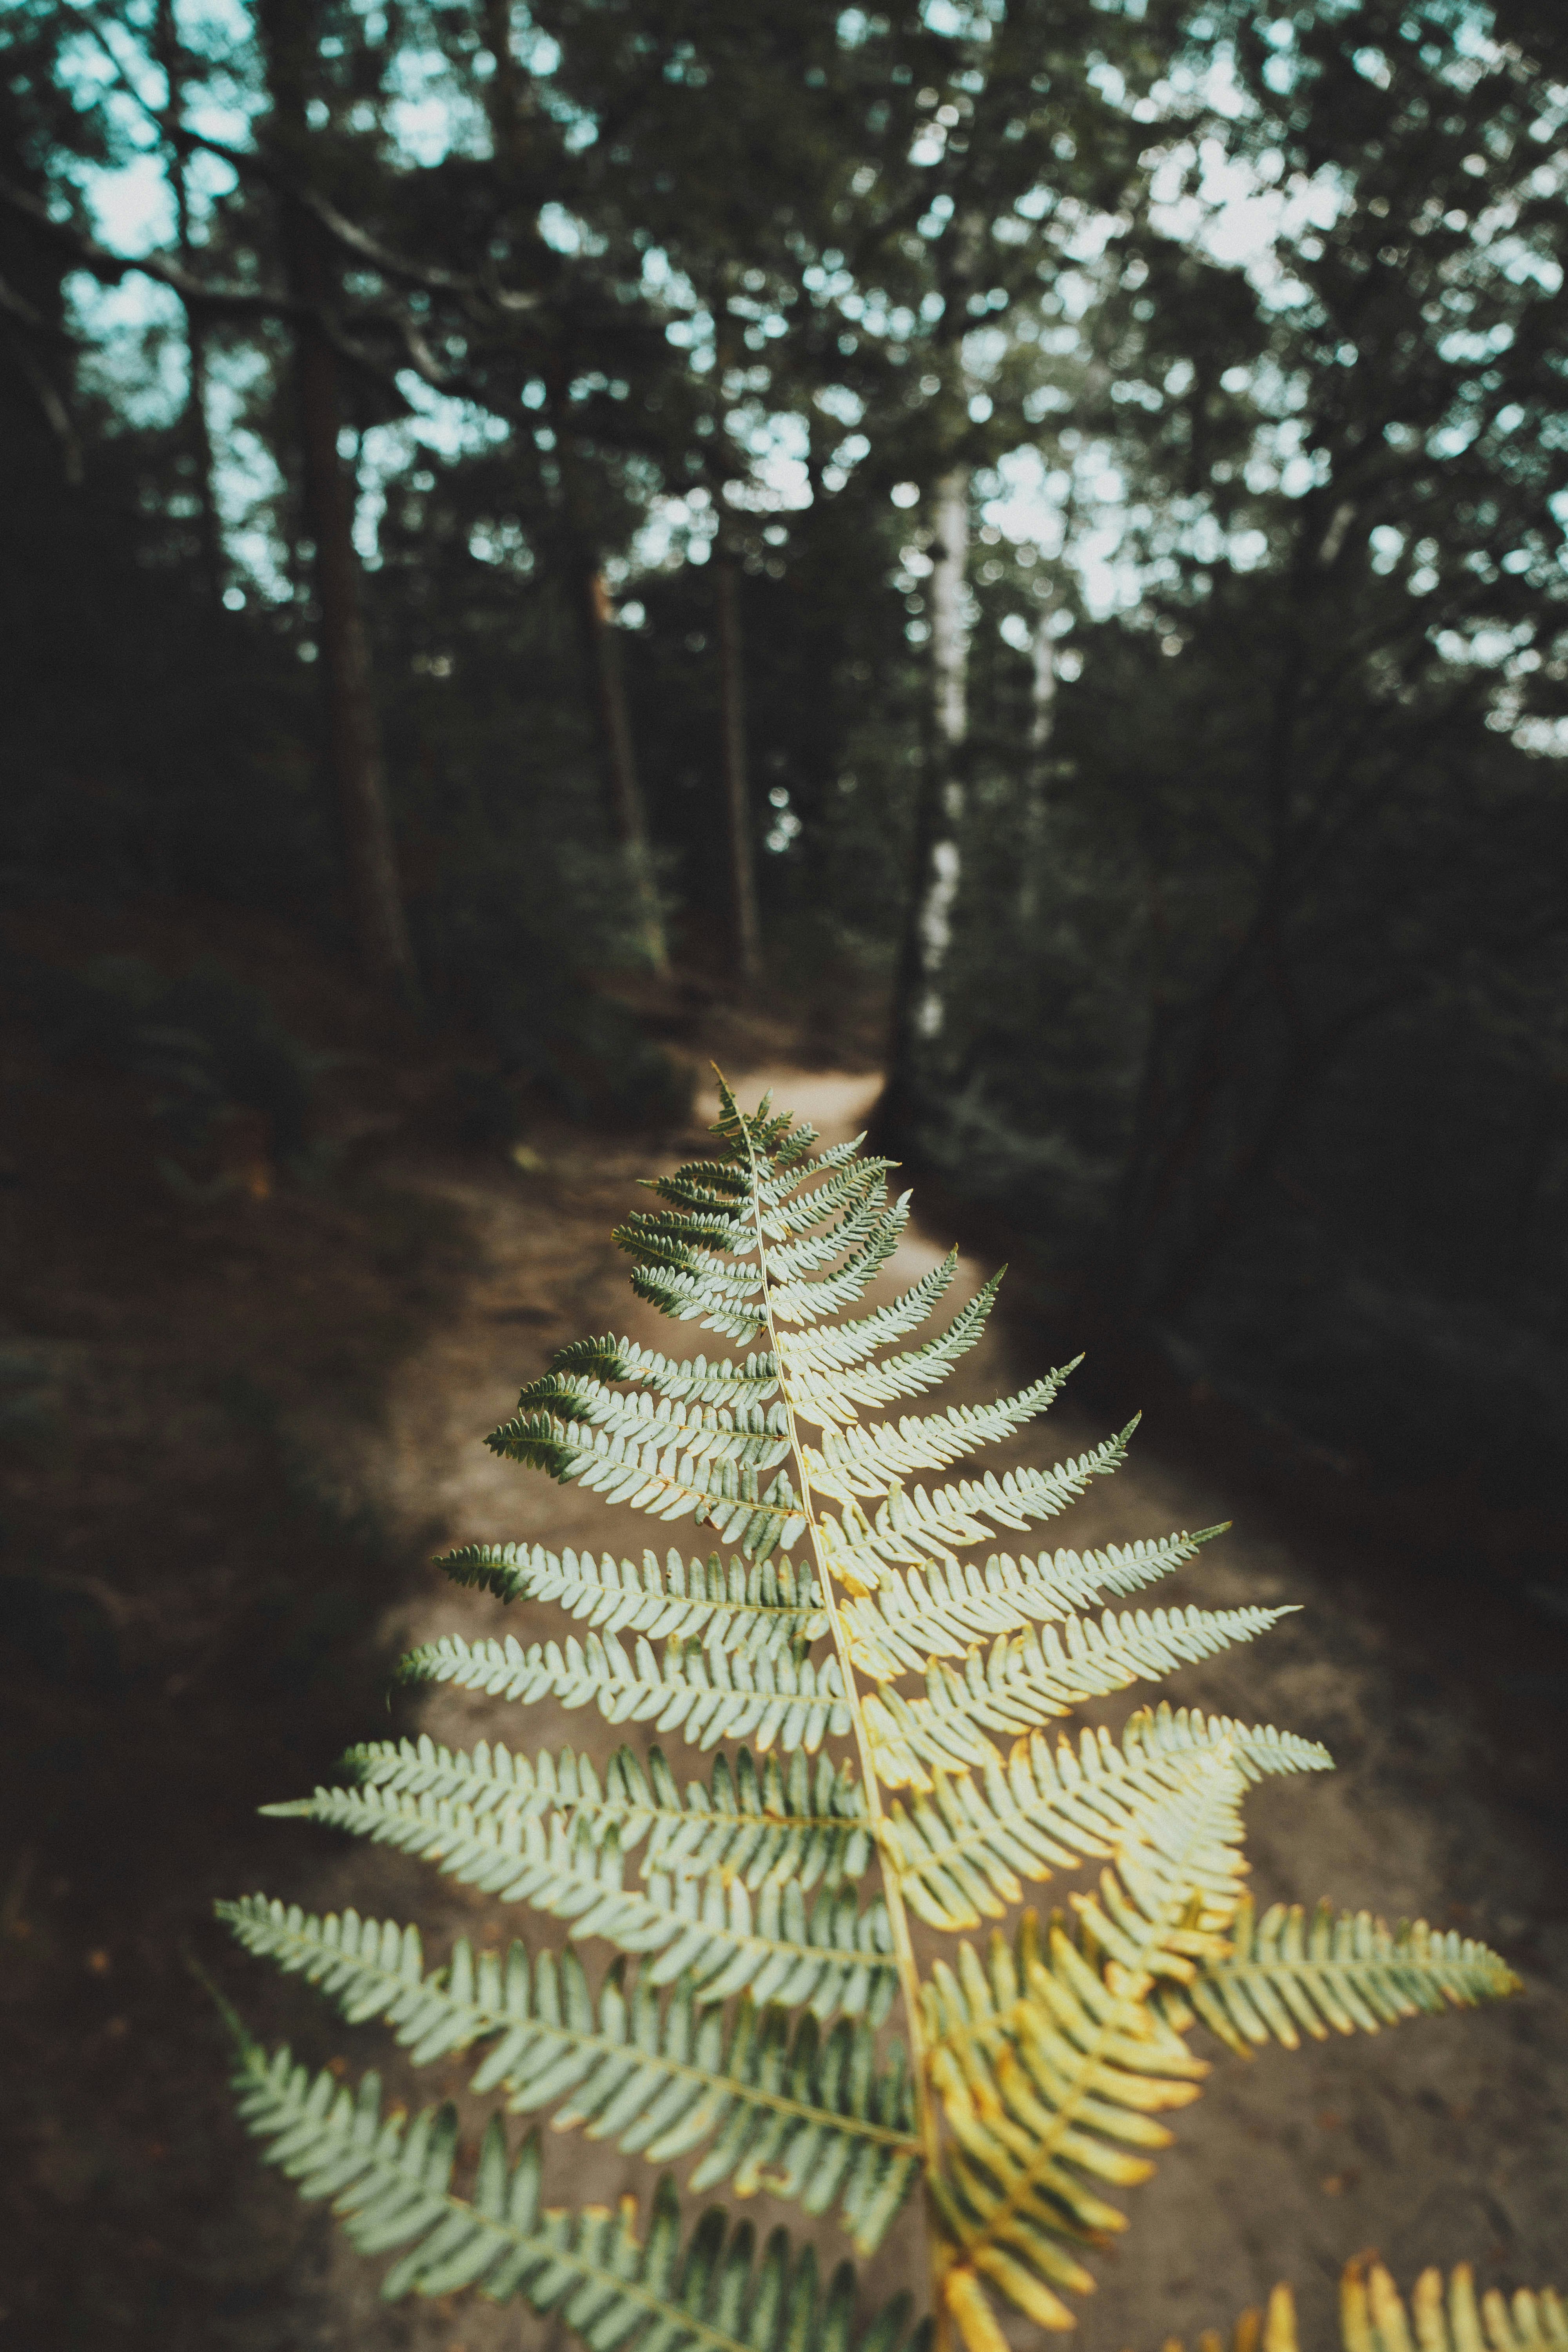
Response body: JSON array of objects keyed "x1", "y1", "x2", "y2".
[{"x1": 4, "y1": 956, "x2": 1565, "y2": 2352}]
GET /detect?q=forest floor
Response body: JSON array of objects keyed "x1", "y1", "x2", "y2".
[{"x1": 4, "y1": 909, "x2": 1566, "y2": 2352}]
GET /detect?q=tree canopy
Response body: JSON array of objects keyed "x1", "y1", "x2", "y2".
[{"x1": 4, "y1": 0, "x2": 1567, "y2": 1486}]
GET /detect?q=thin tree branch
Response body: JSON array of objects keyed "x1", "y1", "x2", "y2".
[
  {"x1": 2, "y1": 331, "x2": 84, "y2": 483},
  {"x1": 0, "y1": 176, "x2": 298, "y2": 318},
  {"x1": 65, "y1": 4, "x2": 541, "y2": 309}
]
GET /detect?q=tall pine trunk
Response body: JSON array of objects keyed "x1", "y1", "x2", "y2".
[
  {"x1": 482, "y1": 7, "x2": 665, "y2": 973},
  {"x1": 714, "y1": 543, "x2": 762, "y2": 991},
  {"x1": 542, "y1": 410, "x2": 666, "y2": 974},
  {"x1": 581, "y1": 566, "x2": 667, "y2": 973},
  {"x1": 155, "y1": 0, "x2": 223, "y2": 614},
  {"x1": 260, "y1": 0, "x2": 417, "y2": 998}
]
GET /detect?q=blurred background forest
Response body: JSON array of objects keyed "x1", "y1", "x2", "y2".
[
  {"x1": 4, "y1": 0, "x2": 1568, "y2": 2342},
  {"x1": 6, "y1": 0, "x2": 1568, "y2": 1490}
]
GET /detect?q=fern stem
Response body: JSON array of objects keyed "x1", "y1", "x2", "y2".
[{"x1": 737, "y1": 1110, "x2": 942, "y2": 2192}]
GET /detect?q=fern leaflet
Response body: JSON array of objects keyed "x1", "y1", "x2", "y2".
[{"x1": 232, "y1": 2041, "x2": 931, "y2": 2345}]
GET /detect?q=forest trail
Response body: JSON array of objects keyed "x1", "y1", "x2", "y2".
[{"x1": 267, "y1": 1064, "x2": 1566, "y2": 2352}]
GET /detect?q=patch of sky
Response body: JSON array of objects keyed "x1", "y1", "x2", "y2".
[
  {"x1": 78, "y1": 146, "x2": 178, "y2": 253},
  {"x1": 633, "y1": 485, "x2": 717, "y2": 573},
  {"x1": 921, "y1": 0, "x2": 980, "y2": 40},
  {"x1": 815, "y1": 385, "x2": 865, "y2": 427},
  {"x1": 765, "y1": 788, "x2": 802, "y2": 855},
  {"x1": 977, "y1": 448, "x2": 1070, "y2": 559},
  {"x1": 539, "y1": 201, "x2": 603, "y2": 257},
  {"x1": 640, "y1": 247, "x2": 684, "y2": 297},
  {"x1": 722, "y1": 409, "x2": 815, "y2": 513},
  {"x1": 1439, "y1": 322, "x2": 1517, "y2": 364},
  {"x1": 209, "y1": 368, "x2": 292, "y2": 601},
  {"x1": 1511, "y1": 715, "x2": 1568, "y2": 758},
  {"x1": 960, "y1": 325, "x2": 1009, "y2": 381},
  {"x1": 1151, "y1": 138, "x2": 1342, "y2": 309},
  {"x1": 68, "y1": 275, "x2": 187, "y2": 431}
]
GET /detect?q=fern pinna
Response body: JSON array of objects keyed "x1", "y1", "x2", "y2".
[{"x1": 217, "y1": 1084, "x2": 1520, "y2": 2350}]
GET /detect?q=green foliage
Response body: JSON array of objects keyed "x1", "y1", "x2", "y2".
[
  {"x1": 291, "y1": 1735, "x2": 871, "y2": 1888},
  {"x1": 230, "y1": 2039, "x2": 929, "y2": 2348},
  {"x1": 1168, "y1": 1894, "x2": 1521, "y2": 2054},
  {"x1": 13, "y1": 951, "x2": 321, "y2": 1166},
  {"x1": 218, "y1": 1087, "x2": 1521, "y2": 2349}
]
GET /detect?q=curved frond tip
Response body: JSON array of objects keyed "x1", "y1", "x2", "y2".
[{"x1": 1165, "y1": 1893, "x2": 1521, "y2": 2054}]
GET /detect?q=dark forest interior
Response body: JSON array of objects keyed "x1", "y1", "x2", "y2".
[{"x1": 2, "y1": 2, "x2": 1566, "y2": 2346}]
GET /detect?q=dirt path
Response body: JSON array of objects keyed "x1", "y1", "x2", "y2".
[{"x1": 247, "y1": 1067, "x2": 1567, "y2": 2352}]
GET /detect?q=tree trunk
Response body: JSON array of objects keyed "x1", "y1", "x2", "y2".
[
  {"x1": 485, "y1": 19, "x2": 665, "y2": 975},
  {"x1": 544, "y1": 414, "x2": 667, "y2": 973},
  {"x1": 156, "y1": 0, "x2": 223, "y2": 612},
  {"x1": 1016, "y1": 589, "x2": 1057, "y2": 927},
  {"x1": 889, "y1": 465, "x2": 970, "y2": 1098},
  {"x1": 583, "y1": 570, "x2": 668, "y2": 972},
  {"x1": 881, "y1": 208, "x2": 986, "y2": 1142},
  {"x1": 260, "y1": 0, "x2": 417, "y2": 998},
  {"x1": 480, "y1": 0, "x2": 528, "y2": 146},
  {"x1": 710, "y1": 281, "x2": 762, "y2": 994},
  {"x1": 714, "y1": 544, "x2": 762, "y2": 991}
]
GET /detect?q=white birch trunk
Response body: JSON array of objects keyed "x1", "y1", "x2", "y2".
[
  {"x1": 715, "y1": 544, "x2": 763, "y2": 991},
  {"x1": 1017, "y1": 590, "x2": 1058, "y2": 927},
  {"x1": 913, "y1": 465, "x2": 971, "y2": 1041}
]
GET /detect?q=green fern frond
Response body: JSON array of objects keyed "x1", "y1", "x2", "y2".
[
  {"x1": 397, "y1": 1626, "x2": 851, "y2": 1752},
  {"x1": 639, "y1": 1154, "x2": 753, "y2": 1211},
  {"x1": 232, "y1": 2043, "x2": 930, "y2": 2345},
  {"x1": 884, "y1": 1706, "x2": 1332, "y2": 1931},
  {"x1": 755, "y1": 1156, "x2": 898, "y2": 1240},
  {"x1": 625, "y1": 1258, "x2": 771, "y2": 1342},
  {"x1": 802, "y1": 1371, "x2": 1072, "y2": 1505},
  {"x1": 218, "y1": 1903, "x2": 919, "y2": 2247},
  {"x1": 778, "y1": 1252, "x2": 960, "y2": 1379},
  {"x1": 783, "y1": 1274, "x2": 1002, "y2": 1428},
  {"x1": 1168, "y1": 1891, "x2": 1522, "y2": 2054},
  {"x1": 275, "y1": 1736, "x2": 873, "y2": 1889},
  {"x1": 483, "y1": 1404, "x2": 805, "y2": 1559},
  {"x1": 549, "y1": 1336, "x2": 782, "y2": 1408},
  {"x1": 510, "y1": 1370, "x2": 788, "y2": 1446},
  {"x1": 765, "y1": 1196, "x2": 911, "y2": 1326},
  {"x1": 837, "y1": 1528, "x2": 1227, "y2": 1674},
  {"x1": 860, "y1": 1602, "x2": 1295, "y2": 1789},
  {"x1": 1123, "y1": 1699, "x2": 1333, "y2": 1784},
  {"x1": 217, "y1": 1080, "x2": 1529, "y2": 2351},
  {"x1": 435, "y1": 1544, "x2": 826, "y2": 1657},
  {"x1": 925, "y1": 1756, "x2": 1247, "y2": 2340},
  {"x1": 742, "y1": 1168, "x2": 894, "y2": 1276},
  {"x1": 818, "y1": 1427, "x2": 1136, "y2": 1589},
  {"x1": 616, "y1": 1204, "x2": 753, "y2": 1262},
  {"x1": 250, "y1": 1788, "x2": 895, "y2": 2018}
]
